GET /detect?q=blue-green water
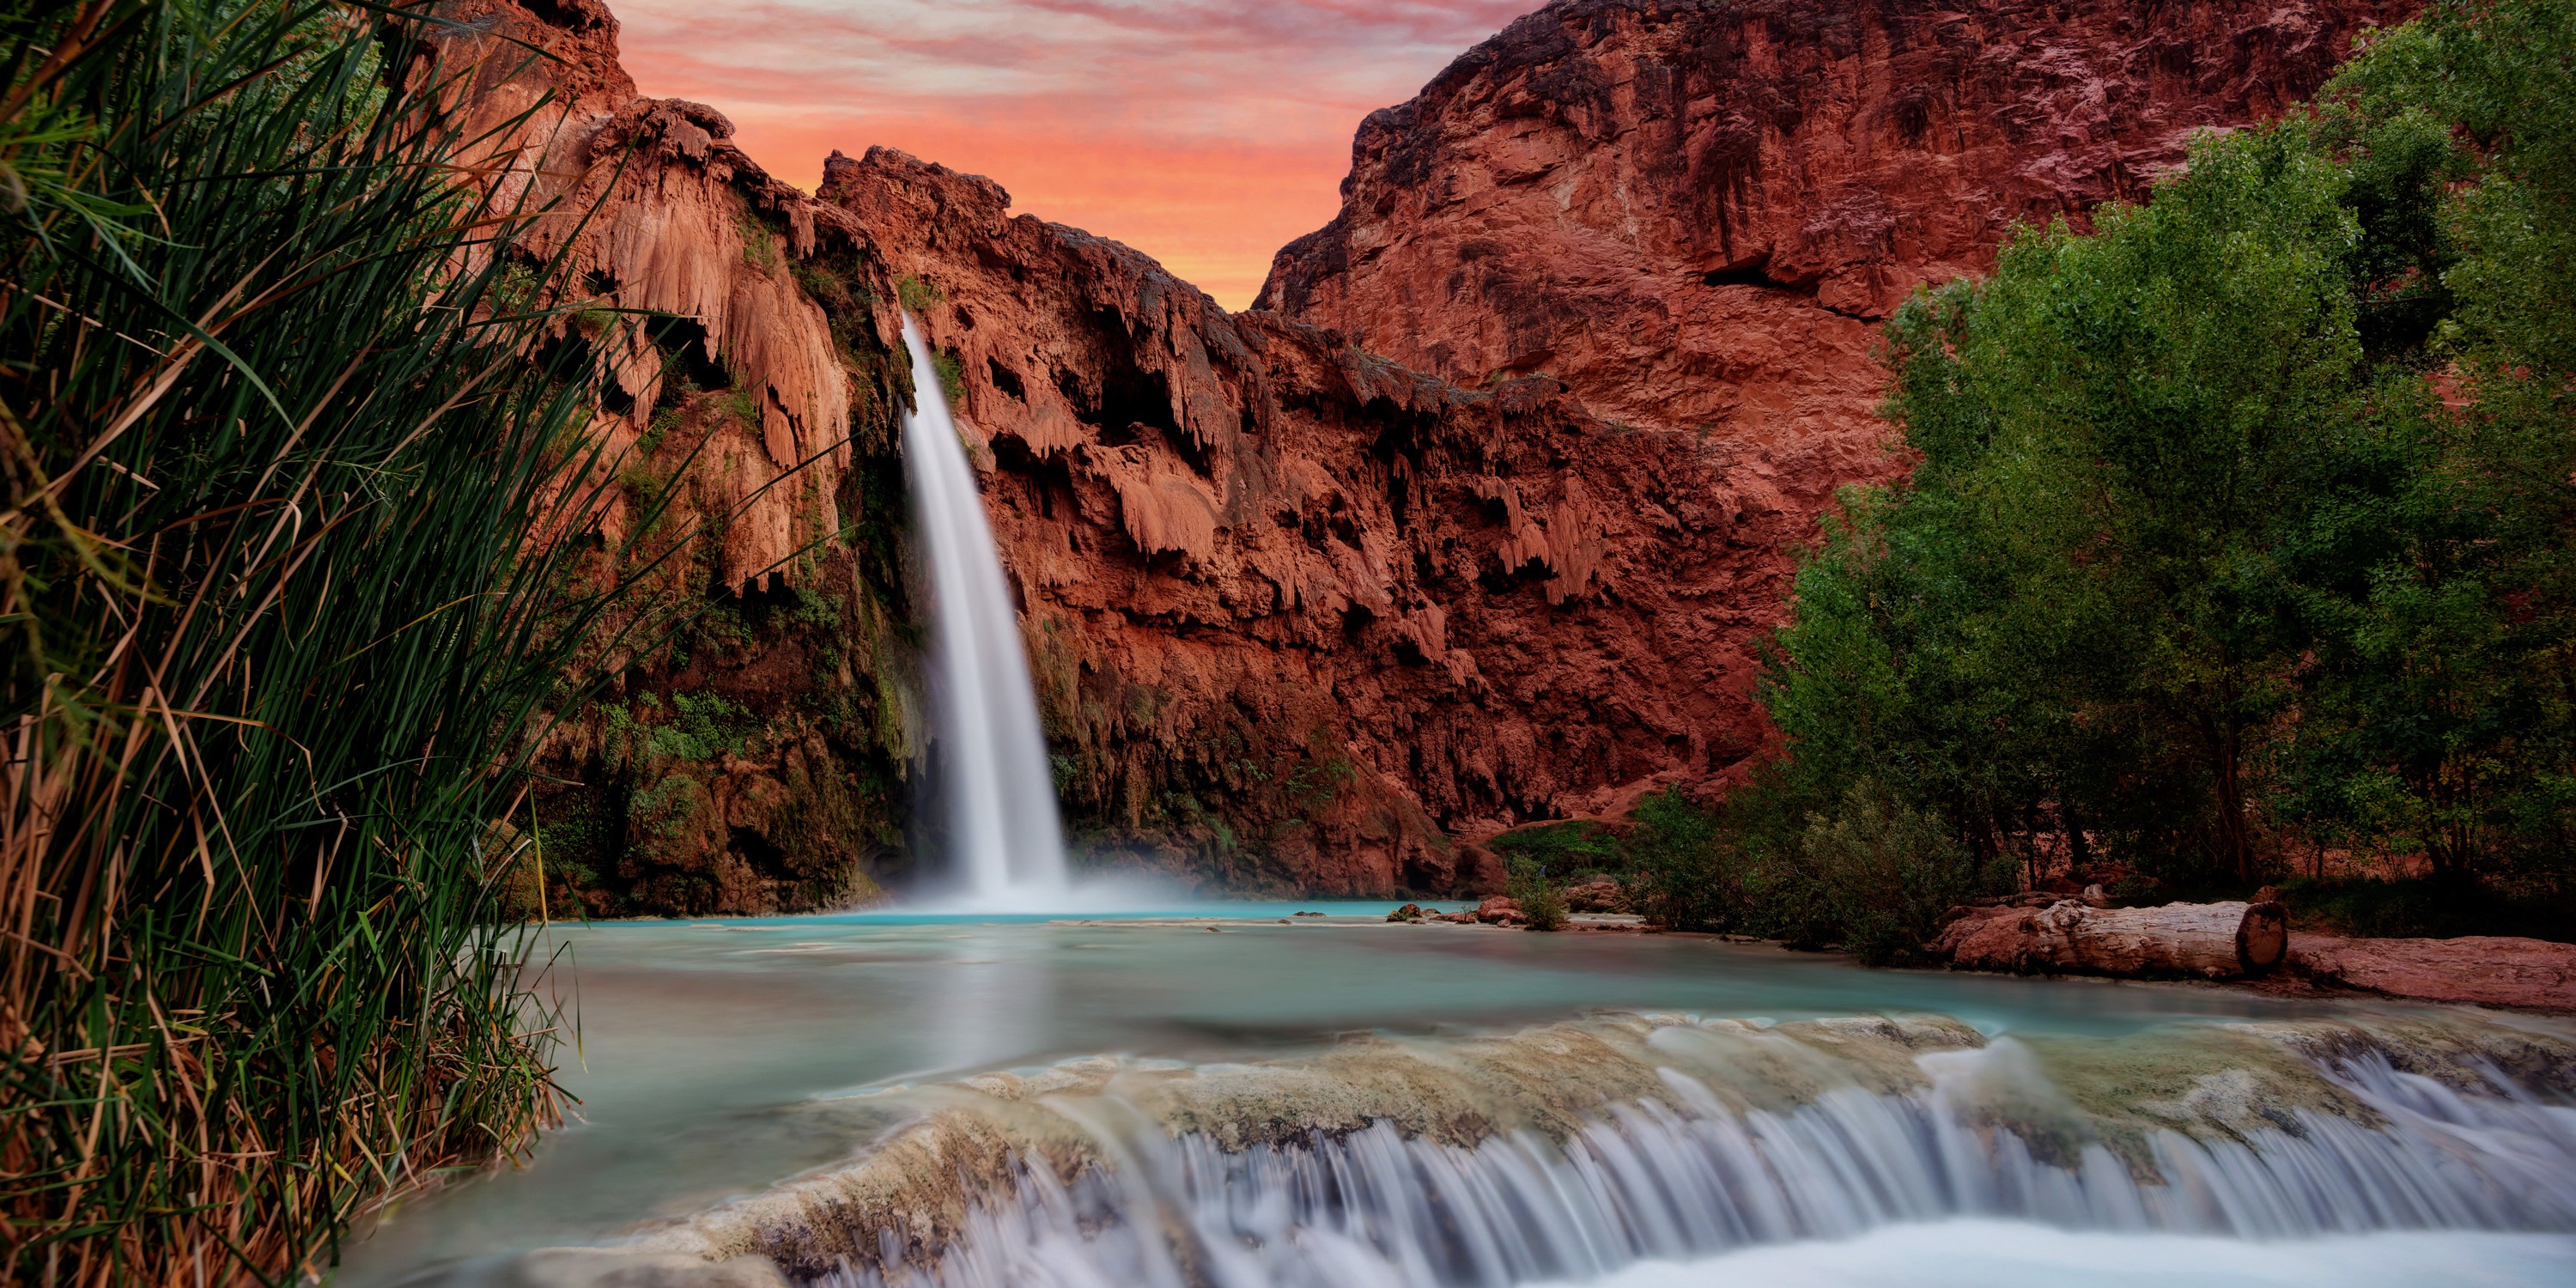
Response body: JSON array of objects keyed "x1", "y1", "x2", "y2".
[{"x1": 338, "y1": 905, "x2": 2441, "y2": 1284}]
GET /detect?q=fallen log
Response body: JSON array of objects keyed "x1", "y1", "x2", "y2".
[{"x1": 1934, "y1": 899, "x2": 2287, "y2": 980}]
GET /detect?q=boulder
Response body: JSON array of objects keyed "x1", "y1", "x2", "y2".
[{"x1": 1561, "y1": 878, "x2": 1631, "y2": 914}]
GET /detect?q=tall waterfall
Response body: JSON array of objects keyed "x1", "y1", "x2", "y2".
[{"x1": 898, "y1": 314, "x2": 1069, "y2": 905}]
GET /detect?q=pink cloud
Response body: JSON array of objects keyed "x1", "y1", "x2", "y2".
[{"x1": 607, "y1": 0, "x2": 1540, "y2": 308}]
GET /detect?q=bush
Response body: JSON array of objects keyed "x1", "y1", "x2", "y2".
[
  {"x1": 1625, "y1": 786, "x2": 1741, "y2": 931},
  {"x1": 1492, "y1": 819, "x2": 1626, "y2": 878},
  {"x1": 1615, "y1": 777, "x2": 2007, "y2": 961},
  {"x1": 1507, "y1": 858, "x2": 1571, "y2": 931},
  {"x1": 0, "y1": 3, "x2": 674, "y2": 1279},
  {"x1": 1789, "y1": 783, "x2": 1992, "y2": 965}
]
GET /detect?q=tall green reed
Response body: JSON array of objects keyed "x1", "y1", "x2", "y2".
[{"x1": 1, "y1": 3, "x2": 671, "y2": 1281}]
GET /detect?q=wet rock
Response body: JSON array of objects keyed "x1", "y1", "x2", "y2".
[
  {"x1": 1387, "y1": 902, "x2": 1426, "y2": 922},
  {"x1": 1475, "y1": 895, "x2": 1526, "y2": 925}
]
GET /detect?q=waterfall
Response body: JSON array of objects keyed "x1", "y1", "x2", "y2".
[
  {"x1": 898, "y1": 313, "x2": 1069, "y2": 906},
  {"x1": 803, "y1": 1047, "x2": 2576, "y2": 1288},
  {"x1": 640, "y1": 1012, "x2": 2576, "y2": 1288}
]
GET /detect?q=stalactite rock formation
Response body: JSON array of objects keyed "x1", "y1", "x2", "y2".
[{"x1": 422, "y1": 0, "x2": 866, "y2": 593}]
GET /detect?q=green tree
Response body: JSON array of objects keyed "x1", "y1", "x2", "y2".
[
  {"x1": 1776, "y1": 122, "x2": 2368, "y2": 884},
  {"x1": 1758, "y1": 0, "x2": 2576, "y2": 908},
  {"x1": 2278, "y1": 0, "x2": 2576, "y2": 882}
]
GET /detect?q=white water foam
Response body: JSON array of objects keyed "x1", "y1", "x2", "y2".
[
  {"x1": 898, "y1": 313, "x2": 1068, "y2": 908},
  {"x1": 1552, "y1": 1222, "x2": 2576, "y2": 1288}
]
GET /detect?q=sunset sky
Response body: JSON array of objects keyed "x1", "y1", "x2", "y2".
[
  {"x1": 610, "y1": 0, "x2": 1537, "y2": 310},
  {"x1": 608, "y1": 0, "x2": 1525, "y2": 309}
]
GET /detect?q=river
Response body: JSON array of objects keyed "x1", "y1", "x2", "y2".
[{"x1": 344, "y1": 904, "x2": 2576, "y2": 1286}]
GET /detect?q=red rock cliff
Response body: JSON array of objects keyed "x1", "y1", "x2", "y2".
[
  {"x1": 431, "y1": 0, "x2": 2419, "y2": 907},
  {"x1": 1260, "y1": 0, "x2": 2419, "y2": 766},
  {"x1": 828, "y1": 147, "x2": 1761, "y2": 891},
  {"x1": 427, "y1": 0, "x2": 1761, "y2": 901}
]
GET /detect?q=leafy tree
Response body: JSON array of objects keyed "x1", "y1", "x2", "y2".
[
  {"x1": 2281, "y1": 0, "x2": 2576, "y2": 882},
  {"x1": 1748, "y1": 0, "x2": 2576, "y2": 911}
]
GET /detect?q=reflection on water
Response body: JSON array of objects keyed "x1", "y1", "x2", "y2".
[{"x1": 338, "y1": 905, "x2": 2414, "y2": 1285}]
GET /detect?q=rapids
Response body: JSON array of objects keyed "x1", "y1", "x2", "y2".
[{"x1": 349, "y1": 914, "x2": 2576, "y2": 1288}]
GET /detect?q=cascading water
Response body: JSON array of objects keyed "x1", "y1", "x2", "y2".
[
  {"x1": 898, "y1": 313, "x2": 1068, "y2": 905},
  {"x1": 641, "y1": 1012, "x2": 2576, "y2": 1288},
  {"x1": 808, "y1": 1049, "x2": 2576, "y2": 1288}
]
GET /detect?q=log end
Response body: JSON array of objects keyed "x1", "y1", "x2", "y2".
[{"x1": 2238, "y1": 900, "x2": 2288, "y2": 975}]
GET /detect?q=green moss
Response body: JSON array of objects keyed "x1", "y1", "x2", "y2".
[
  {"x1": 736, "y1": 210, "x2": 780, "y2": 271},
  {"x1": 722, "y1": 382, "x2": 762, "y2": 425},
  {"x1": 897, "y1": 273, "x2": 945, "y2": 313},
  {"x1": 644, "y1": 692, "x2": 756, "y2": 762},
  {"x1": 933, "y1": 349, "x2": 966, "y2": 403},
  {"x1": 1491, "y1": 820, "x2": 1625, "y2": 878}
]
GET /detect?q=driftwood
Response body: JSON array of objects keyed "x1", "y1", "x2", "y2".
[{"x1": 1934, "y1": 899, "x2": 2287, "y2": 980}]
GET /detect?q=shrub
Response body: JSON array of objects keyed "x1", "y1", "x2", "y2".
[
  {"x1": 1625, "y1": 786, "x2": 1741, "y2": 932},
  {"x1": 1507, "y1": 858, "x2": 1571, "y2": 932},
  {"x1": 898, "y1": 272, "x2": 945, "y2": 312},
  {"x1": 1492, "y1": 820, "x2": 1625, "y2": 878},
  {"x1": 1789, "y1": 783, "x2": 1991, "y2": 965}
]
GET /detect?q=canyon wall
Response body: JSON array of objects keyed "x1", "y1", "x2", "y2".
[
  {"x1": 422, "y1": 0, "x2": 918, "y2": 914},
  {"x1": 432, "y1": 0, "x2": 2415, "y2": 910},
  {"x1": 1261, "y1": 0, "x2": 2420, "y2": 749},
  {"x1": 823, "y1": 147, "x2": 1757, "y2": 893}
]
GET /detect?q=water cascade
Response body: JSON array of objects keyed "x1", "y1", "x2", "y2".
[
  {"x1": 645, "y1": 1013, "x2": 2576, "y2": 1288},
  {"x1": 898, "y1": 313, "x2": 1069, "y2": 905}
]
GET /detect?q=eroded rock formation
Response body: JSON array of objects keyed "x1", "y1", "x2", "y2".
[
  {"x1": 827, "y1": 147, "x2": 1752, "y2": 892},
  {"x1": 1261, "y1": 0, "x2": 2421, "y2": 803},
  {"x1": 434, "y1": 0, "x2": 2422, "y2": 908},
  {"x1": 422, "y1": 0, "x2": 918, "y2": 914}
]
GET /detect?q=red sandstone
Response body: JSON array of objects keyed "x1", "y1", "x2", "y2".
[{"x1": 434, "y1": 0, "x2": 2433, "y2": 907}]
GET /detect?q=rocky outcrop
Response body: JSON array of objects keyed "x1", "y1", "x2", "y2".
[
  {"x1": 421, "y1": 0, "x2": 920, "y2": 915},
  {"x1": 1266, "y1": 0, "x2": 2419, "y2": 394},
  {"x1": 2287, "y1": 933, "x2": 2576, "y2": 1011},
  {"x1": 1261, "y1": 0, "x2": 2419, "y2": 787},
  {"x1": 421, "y1": 0, "x2": 874, "y2": 593}
]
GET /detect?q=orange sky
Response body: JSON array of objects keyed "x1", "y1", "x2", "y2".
[{"x1": 609, "y1": 1, "x2": 1538, "y2": 310}]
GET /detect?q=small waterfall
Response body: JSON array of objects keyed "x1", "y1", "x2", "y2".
[
  {"x1": 808, "y1": 1054, "x2": 2576, "y2": 1288},
  {"x1": 898, "y1": 313, "x2": 1068, "y2": 905},
  {"x1": 644, "y1": 1013, "x2": 2576, "y2": 1288}
]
